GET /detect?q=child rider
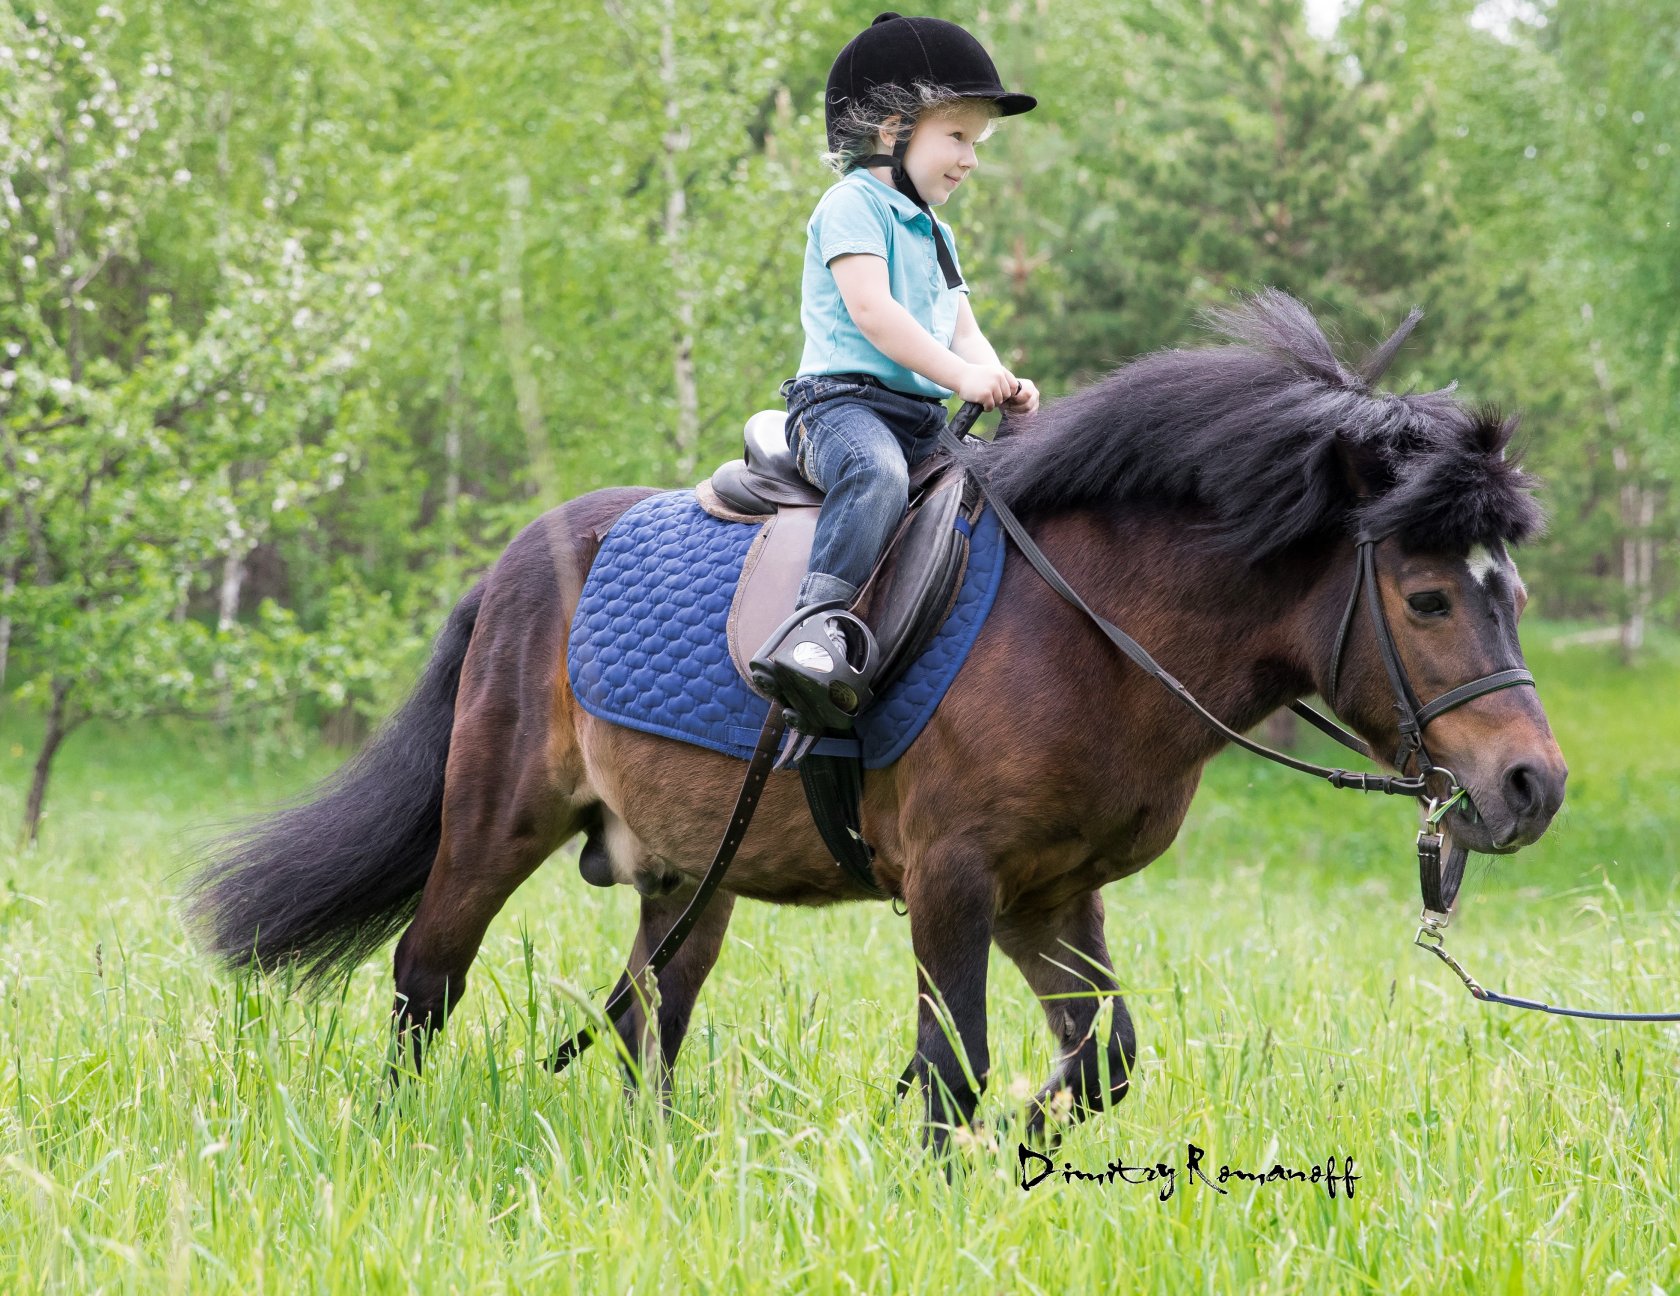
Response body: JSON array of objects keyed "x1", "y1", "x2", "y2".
[{"x1": 751, "y1": 12, "x2": 1039, "y2": 738}]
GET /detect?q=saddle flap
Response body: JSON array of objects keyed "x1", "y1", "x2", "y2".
[{"x1": 858, "y1": 469, "x2": 969, "y2": 682}]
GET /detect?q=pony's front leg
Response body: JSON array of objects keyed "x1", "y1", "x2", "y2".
[
  {"x1": 994, "y1": 889, "x2": 1137, "y2": 1146},
  {"x1": 904, "y1": 843, "x2": 995, "y2": 1153},
  {"x1": 606, "y1": 887, "x2": 737, "y2": 1102}
]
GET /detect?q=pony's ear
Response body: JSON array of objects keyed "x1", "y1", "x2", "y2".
[{"x1": 1333, "y1": 431, "x2": 1393, "y2": 501}]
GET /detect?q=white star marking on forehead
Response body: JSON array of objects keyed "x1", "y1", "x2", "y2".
[
  {"x1": 1466, "y1": 544, "x2": 1501, "y2": 587},
  {"x1": 1466, "y1": 543, "x2": 1528, "y2": 602}
]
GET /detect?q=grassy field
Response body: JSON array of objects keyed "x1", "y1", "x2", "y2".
[{"x1": 3, "y1": 624, "x2": 1679, "y2": 1293}]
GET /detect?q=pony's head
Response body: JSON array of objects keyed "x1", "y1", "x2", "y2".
[{"x1": 987, "y1": 288, "x2": 1565, "y2": 853}]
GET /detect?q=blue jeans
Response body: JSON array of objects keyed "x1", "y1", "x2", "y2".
[{"x1": 782, "y1": 374, "x2": 948, "y2": 607}]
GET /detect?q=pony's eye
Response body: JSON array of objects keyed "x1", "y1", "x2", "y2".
[{"x1": 1407, "y1": 592, "x2": 1450, "y2": 617}]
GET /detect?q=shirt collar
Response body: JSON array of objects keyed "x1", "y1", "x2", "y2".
[{"x1": 851, "y1": 168, "x2": 932, "y2": 226}]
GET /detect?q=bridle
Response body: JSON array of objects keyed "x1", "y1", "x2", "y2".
[
  {"x1": 548, "y1": 404, "x2": 1678, "y2": 1075},
  {"x1": 934, "y1": 407, "x2": 1539, "y2": 823},
  {"x1": 1304, "y1": 533, "x2": 1680, "y2": 1016},
  {"x1": 1325, "y1": 535, "x2": 1537, "y2": 789},
  {"x1": 1322, "y1": 531, "x2": 1535, "y2": 924}
]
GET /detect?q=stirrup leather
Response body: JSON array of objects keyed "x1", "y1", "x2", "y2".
[{"x1": 748, "y1": 600, "x2": 879, "y2": 735}]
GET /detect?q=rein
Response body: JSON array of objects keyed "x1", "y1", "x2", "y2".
[{"x1": 942, "y1": 404, "x2": 1680, "y2": 1025}]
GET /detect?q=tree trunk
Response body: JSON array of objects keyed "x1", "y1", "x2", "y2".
[
  {"x1": 0, "y1": 498, "x2": 15, "y2": 700},
  {"x1": 3, "y1": 438, "x2": 53, "y2": 712},
  {"x1": 1583, "y1": 302, "x2": 1651, "y2": 663},
  {"x1": 1262, "y1": 709, "x2": 1298, "y2": 750},
  {"x1": 444, "y1": 367, "x2": 463, "y2": 560},
  {"x1": 1611, "y1": 445, "x2": 1654, "y2": 662},
  {"x1": 659, "y1": 0, "x2": 700, "y2": 482},
  {"x1": 445, "y1": 263, "x2": 467, "y2": 562},
  {"x1": 499, "y1": 173, "x2": 554, "y2": 499},
  {"x1": 23, "y1": 676, "x2": 76, "y2": 846},
  {"x1": 213, "y1": 542, "x2": 248, "y2": 725}
]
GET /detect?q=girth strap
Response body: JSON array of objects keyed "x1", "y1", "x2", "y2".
[{"x1": 799, "y1": 752, "x2": 884, "y2": 895}]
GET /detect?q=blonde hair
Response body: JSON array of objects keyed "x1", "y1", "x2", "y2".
[{"x1": 821, "y1": 86, "x2": 1001, "y2": 176}]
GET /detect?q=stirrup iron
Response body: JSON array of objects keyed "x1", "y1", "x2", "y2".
[{"x1": 749, "y1": 600, "x2": 879, "y2": 736}]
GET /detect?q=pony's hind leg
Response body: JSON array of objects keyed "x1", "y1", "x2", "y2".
[
  {"x1": 390, "y1": 760, "x2": 578, "y2": 1073},
  {"x1": 389, "y1": 521, "x2": 590, "y2": 1073},
  {"x1": 378, "y1": 489, "x2": 650, "y2": 1076},
  {"x1": 994, "y1": 890, "x2": 1137, "y2": 1145},
  {"x1": 593, "y1": 885, "x2": 738, "y2": 1100}
]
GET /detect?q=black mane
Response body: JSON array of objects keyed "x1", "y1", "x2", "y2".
[{"x1": 985, "y1": 289, "x2": 1543, "y2": 559}]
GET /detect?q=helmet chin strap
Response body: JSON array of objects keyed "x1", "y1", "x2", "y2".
[{"x1": 858, "y1": 130, "x2": 964, "y2": 291}]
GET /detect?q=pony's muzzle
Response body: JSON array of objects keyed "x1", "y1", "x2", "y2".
[{"x1": 1497, "y1": 756, "x2": 1566, "y2": 847}]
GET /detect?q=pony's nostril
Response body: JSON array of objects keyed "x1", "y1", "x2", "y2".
[{"x1": 1503, "y1": 762, "x2": 1543, "y2": 819}]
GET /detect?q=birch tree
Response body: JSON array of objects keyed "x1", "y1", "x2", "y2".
[{"x1": 0, "y1": 6, "x2": 391, "y2": 841}]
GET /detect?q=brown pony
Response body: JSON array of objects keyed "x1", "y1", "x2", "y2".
[{"x1": 191, "y1": 292, "x2": 1566, "y2": 1147}]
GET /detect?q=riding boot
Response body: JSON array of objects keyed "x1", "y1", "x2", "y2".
[{"x1": 748, "y1": 600, "x2": 880, "y2": 735}]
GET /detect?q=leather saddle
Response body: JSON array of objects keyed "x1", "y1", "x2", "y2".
[{"x1": 699, "y1": 410, "x2": 977, "y2": 702}]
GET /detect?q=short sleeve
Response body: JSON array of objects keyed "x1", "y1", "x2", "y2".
[{"x1": 811, "y1": 182, "x2": 890, "y2": 266}]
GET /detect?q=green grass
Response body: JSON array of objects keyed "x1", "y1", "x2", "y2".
[{"x1": 3, "y1": 623, "x2": 1679, "y2": 1293}]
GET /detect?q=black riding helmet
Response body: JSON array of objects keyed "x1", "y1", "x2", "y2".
[
  {"x1": 825, "y1": 12, "x2": 1036, "y2": 154},
  {"x1": 825, "y1": 12, "x2": 1036, "y2": 288}
]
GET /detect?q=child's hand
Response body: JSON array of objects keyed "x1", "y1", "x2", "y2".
[
  {"x1": 956, "y1": 362, "x2": 1018, "y2": 410},
  {"x1": 1003, "y1": 378, "x2": 1039, "y2": 415}
]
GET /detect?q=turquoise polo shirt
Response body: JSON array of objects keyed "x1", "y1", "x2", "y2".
[{"x1": 796, "y1": 169, "x2": 967, "y2": 400}]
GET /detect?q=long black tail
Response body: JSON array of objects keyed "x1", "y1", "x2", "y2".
[{"x1": 189, "y1": 582, "x2": 485, "y2": 988}]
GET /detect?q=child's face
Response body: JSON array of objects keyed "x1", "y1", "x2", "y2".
[{"x1": 891, "y1": 104, "x2": 995, "y2": 207}]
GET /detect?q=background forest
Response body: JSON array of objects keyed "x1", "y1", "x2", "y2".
[{"x1": 2, "y1": 0, "x2": 1676, "y2": 837}]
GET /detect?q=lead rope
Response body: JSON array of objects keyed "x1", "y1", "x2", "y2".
[{"x1": 1414, "y1": 838, "x2": 1680, "y2": 1022}]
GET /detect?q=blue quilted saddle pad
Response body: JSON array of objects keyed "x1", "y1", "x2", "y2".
[{"x1": 567, "y1": 489, "x2": 1005, "y2": 768}]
